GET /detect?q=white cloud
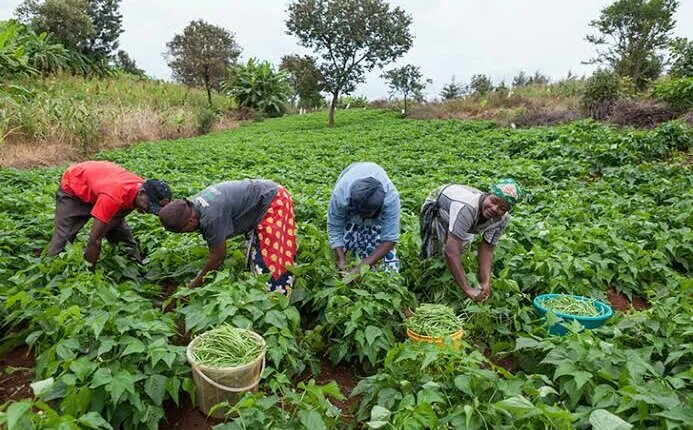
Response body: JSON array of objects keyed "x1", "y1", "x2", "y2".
[{"x1": 2, "y1": 0, "x2": 691, "y2": 100}]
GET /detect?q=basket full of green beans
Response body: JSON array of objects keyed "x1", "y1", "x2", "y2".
[
  {"x1": 533, "y1": 294, "x2": 613, "y2": 335},
  {"x1": 405, "y1": 303, "x2": 465, "y2": 345},
  {"x1": 186, "y1": 325, "x2": 266, "y2": 417}
]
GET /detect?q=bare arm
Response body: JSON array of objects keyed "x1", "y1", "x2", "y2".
[
  {"x1": 189, "y1": 242, "x2": 226, "y2": 288},
  {"x1": 443, "y1": 235, "x2": 483, "y2": 302},
  {"x1": 477, "y1": 239, "x2": 495, "y2": 301},
  {"x1": 361, "y1": 241, "x2": 395, "y2": 267},
  {"x1": 333, "y1": 247, "x2": 348, "y2": 271},
  {"x1": 85, "y1": 219, "x2": 111, "y2": 266}
]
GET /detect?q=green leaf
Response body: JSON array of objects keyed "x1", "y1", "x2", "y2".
[
  {"x1": 89, "y1": 368, "x2": 113, "y2": 388},
  {"x1": 589, "y1": 409, "x2": 633, "y2": 430},
  {"x1": 107, "y1": 370, "x2": 136, "y2": 404},
  {"x1": 69, "y1": 358, "x2": 97, "y2": 382},
  {"x1": 78, "y1": 412, "x2": 113, "y2": 429},
  {"x1": 264, "y1": 310, "x2": 287, "y2": 328},
  {"x1": 120, "y1": 337, "x2": 145, "y2": 356},
  {"x1": 364, "y1": 325, "x2": 382, "y2": 345},
  {"x1": 299, "y1": 409, "x2": 326, "y2": 430},
  {"x1": 144, "y1": 374, "x2": 168, "y2": 406},
  {"x1": 30, "y1": 377, "x2": 55, "y2": 397},
  {"x1": 368, "y1": 405, "x2": 391, "y2": 428},
  {"x1": 514, "y1": 337, "x2": 540, "y2": 350},
  {"x1": 7, "y1": 400, "x2": 32, "y2": 430}
]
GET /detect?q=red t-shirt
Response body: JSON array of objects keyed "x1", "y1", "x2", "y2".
[{"x1": 60, "y1": 161, "x2": 143, "y2": 223}]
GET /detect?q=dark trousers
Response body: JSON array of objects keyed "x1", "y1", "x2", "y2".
[{"x1": 47, "y1": 190, "x2": 141, "y2": 260}]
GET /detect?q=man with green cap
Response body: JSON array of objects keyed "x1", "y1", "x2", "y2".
[{"x1": 419, "y1": 179, "x2": 522, "y2": 301}]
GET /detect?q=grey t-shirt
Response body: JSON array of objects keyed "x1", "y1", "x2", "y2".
[
  {"x1": 437, "y1": 184, "x2": 509, "y2": 246},
  {"x1": 192, "y1": 180, "x2": 278, "y2": 247}
]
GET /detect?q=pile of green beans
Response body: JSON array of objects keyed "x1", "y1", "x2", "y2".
[
  {"x1": 541, "y1": 296, "x2": 602, "y2": 317},
  {"x1": 406, "y1": 304, "x2": 465, "y2": 337},
  {"x1": 192, "y1": 325, "x2": 264, "y2": 368}
]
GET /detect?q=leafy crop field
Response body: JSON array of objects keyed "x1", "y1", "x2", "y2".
[{"x1": 0, "y1": 110, "x2": 691, "y2": 429}]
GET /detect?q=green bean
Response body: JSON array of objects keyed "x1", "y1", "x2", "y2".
[
  {"x1": 406, "y1": 304, "x2": 465, "y2": 337},
  {"x1": 191, "y1": 325, "x2": 264, "y2": 367},
  {"x1": 540, "y1": 296, "x2": 602, "y2": 317}
]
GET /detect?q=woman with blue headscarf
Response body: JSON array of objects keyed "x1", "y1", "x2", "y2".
[{"x1": 328, "y1": 162, "x2": 401, "y2": 273}]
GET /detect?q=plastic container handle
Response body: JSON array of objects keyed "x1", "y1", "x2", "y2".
[{"x1": 192, "y1": 357, "x2": 266, "y2": 393}]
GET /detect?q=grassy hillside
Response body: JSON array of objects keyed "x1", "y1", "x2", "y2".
[{"x1": 0, "y1": 74, "x2": 238, "y2": 168}]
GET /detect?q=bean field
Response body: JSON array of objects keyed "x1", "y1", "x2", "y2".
[{"x1": 1, "y1": 110, "x2": 691, "y2": 429}]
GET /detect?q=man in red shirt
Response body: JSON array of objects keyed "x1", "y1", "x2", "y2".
[{"x1": 47, "y1": 161, "x2": 172, "y2": 266}]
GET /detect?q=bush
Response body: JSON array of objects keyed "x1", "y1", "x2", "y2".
[
  {"x1": 653, "y1": 77, "x2": 693, "y2": 112},
  {"x1": 223, "y1": 58, "x2": 291, "y2": 117},
  {"x1": 607, "y1": 99, "x2": 676, "y2": 128},
  {"x1": 581, "y1": 69, "x2": 622, "y2": 119},
  {"x1": 195, "y1": 107, "x2": 218, "y2": 134},
  {"x1": 336, "y1": 95, "x2": 369, "y2": 109}
]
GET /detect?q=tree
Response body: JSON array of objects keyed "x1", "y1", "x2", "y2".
[
  {"x1": 512, "y1": 71, "x2": 529, "y2": 87},
  {"x1": 381, "y1": 64, "x2": 431, "y2": 115},
  {"x1": 15, "y1": 0, "x2": 123, "y2": 58},
  {"x1": 668, "y1": 37, "x2": 692, "y2": 77},
  {"x1": 114, "y1": 50, "x2": 144, "y2": 76},
  {"x1": 513, "y1": 70, "x2": 550, "y2": 87},
  {"x1": 164, "y1": 20, "x2": 242, "y2": 107},
  {"x1": 279, "y1": 54, "x2": 325, "y2": 109},
  {"x1": 585, "y1": 0, "x2": 678, "y2": 89},
  {"x1": 286, "y1": 0, "x2": 413, "y2": 127},
  {"x1": 440, "y1": 76, "x2": 463, "y2": 100},
  {"x1": 86, "y1": 0, "x2": 123, "y2": 58},
  {"x1": 469, "y1": 74, "x2": 493, "y2": 97},
  {"x1": 16, "y1": 0, "x2": 95, "y2": 53}
]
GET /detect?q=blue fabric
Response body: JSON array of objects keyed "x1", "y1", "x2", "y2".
[
  {"x1": 328, "y1": 162, "x2": 400, "y2": 249},
  {"x1": 344, "y1": 222, "x2": 400, "y2": 272}
]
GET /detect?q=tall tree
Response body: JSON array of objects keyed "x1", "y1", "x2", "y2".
[
  {"x1": 279, "y1": 54, "x2": 325, "y2": 109},
  {"x1": 381, "y1": 64, "x2": 431, "y2": 116},
  {"x1": 16, "y1": 0, "x2": 95, "y2": 53},
  {"x1": 86, "y1": 0, "x2": 123, "y2": 58},
  {"x1": 164, "y1": 20, "x2": 242, "y2": 107},
  {"x1": 585, "y1": 0, "x2": 678, "y2": 89},
  {"x1": 440, "y1": 76, "x2": 463, "y2": 100},
  {"x1": 667, "y1": 37, "x2": 693, "y2": 77},
  {"x1": 286, "y1": 0, "x2": 413, "y2": 127}
]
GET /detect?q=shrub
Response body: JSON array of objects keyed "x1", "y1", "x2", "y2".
[
  {"x1": 336, "y1": 95, "x2": 369, "y2": 109},
  {"x1": 608, "y1": 99, "x2": 676, "y2": 128},
  {"x1": 653, "y1": 77, "x2": 693, "y2": 112},
  {"x1": 195, "y1": 107, "x2": 218, "y2": 134},
  {"x1": 581, "y1": 69, "x2": 622, "y2": 119},
  {"x1": 223, "y1": 58, "x2": 291, "y2": 117}
]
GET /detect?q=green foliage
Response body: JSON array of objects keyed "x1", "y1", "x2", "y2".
[
  {"x1": 165, "y1": 20, "x2": 242, "y2": 107},
  {"x1": 113, "y1": 49, "x2": 144, "y2": 76},
  {"x1": 286, "y1": 0, "x2": 413, "y2": 126},
  {"x1": 195, "y1": 106, "x2": 218, "y2": 135},
  {"x1": 585, "y1": 0, "x2": 679, "y2": 89},
  {"x1": 223, "y1": 58, "x2": 291, "y2": 117},
  {"x1": 667, "y1": 37, "x2": 693, "y2": 78},
  {"x1": 336, "y1": 95, "x2": 369, "y2": 109},
  {"x1": 0, "y1": 110, "x2": 691, "y2": 429},
  {"x1": 470, "y1": 74, "x2": 493, "y2": 97},
  {"x1": 0, "y1": 19, "x2": 71, "y2": 78},
  {"x1": 16, "y1": 0, "x2": 95, "y2": 53},
  {"x1": 512, "y1": 70, "x2": 550, "y2": 87},
  {"x1": 214, "y1": 380, "x2": 344, "y2": 430},
  {"x1": 439, "y1": 76, "x2": 464, "y2": 100},
  {"x1": 653, "y1": 77, "x2": 693, "y2": 111},
  {"x1": 381, "y1": 64, "x2": 431, "y2": 115},
  {"x1": 581, "y1": 69, "x2": 622, "y2": 119},
  {"x1": 279, "y1": 54, "x2": 325, "y2": 109}
]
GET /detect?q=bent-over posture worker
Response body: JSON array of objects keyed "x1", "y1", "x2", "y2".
[
  {"x1": 328, "y1": 162, "x2": 401, "y2": 273},
  {"x1": 158, "y1": 180, "x2": 296, "y2": 295},
  {"x1": 47, "y1": 160, "x2": 172, "y2": 266},
  {"x1": 420, "y1": 178, "x2": 522, "y2": 301}
]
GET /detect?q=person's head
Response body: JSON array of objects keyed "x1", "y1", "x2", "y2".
[
  {"x1": 483, "y1": 178, "x2": 522, "y2": 219},
  {"x1": 135, "y1": 179, "x2": 172, "y2": 215},
  {"x1": 158, "y1": 199, "x2": 199, "y2": 233},
  {"x1": 349, "y1": 177, "x2": 385, "y2": 219}
]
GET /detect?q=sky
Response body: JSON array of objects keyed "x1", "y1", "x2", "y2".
[{"x1": 2, "y1": 0, "x2": 692, "y2": 100}]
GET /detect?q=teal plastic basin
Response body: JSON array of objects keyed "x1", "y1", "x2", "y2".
[{"x1": 533, "y1": 293, "x2": 613, "y2": 335}]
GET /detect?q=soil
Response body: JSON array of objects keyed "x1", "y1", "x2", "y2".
[
  {"x1": 315, "y1": 359, "x2": 361, "y2": 420},
  {"x1": 606, "y1": 288, "x2": 649, "y2": 312},
  {"x1": 0, "y1": 345, "x2": 35, "y2": 404},
  {"x1": 161, "y1": 395, "x2": 218, "y2": 430}
]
